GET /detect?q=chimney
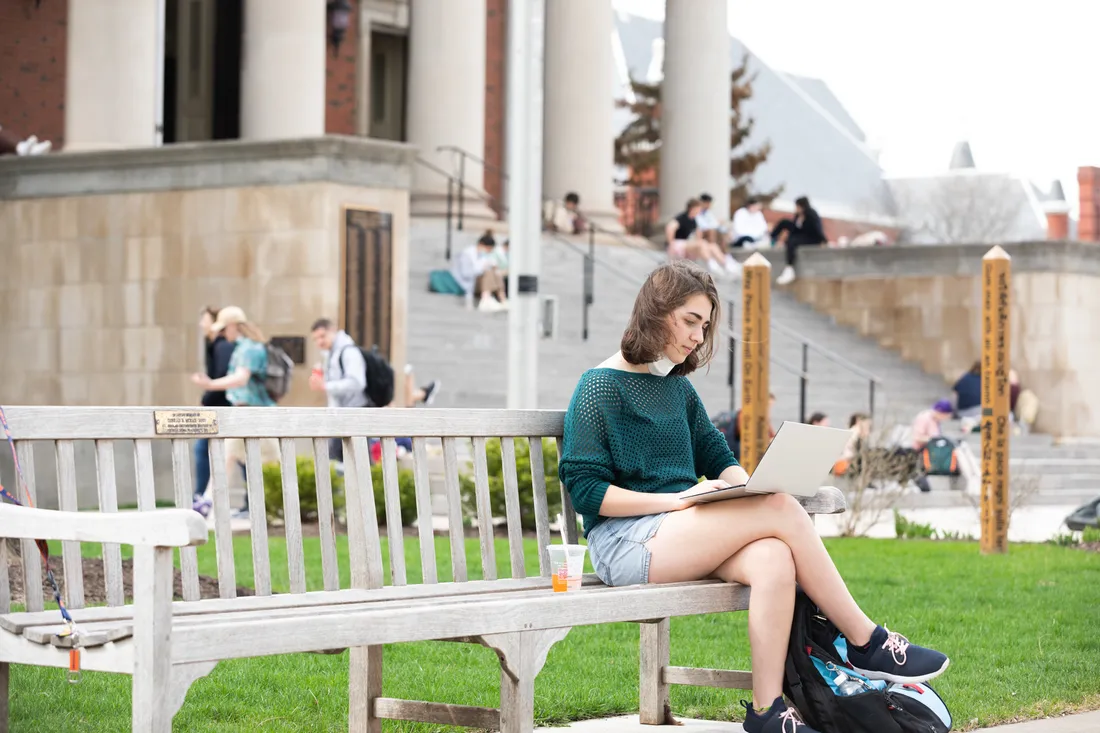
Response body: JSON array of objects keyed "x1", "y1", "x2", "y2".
[
  {"x1": 1043, "y1": 180, "x2": 1070, "y2": 240},
  {"x1": 1079, "y1": 166, "x2": 1100, "y2": 242}
]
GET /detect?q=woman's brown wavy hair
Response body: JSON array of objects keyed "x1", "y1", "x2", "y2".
[{"x1": 620, "y1": 260, "x2": 721, "y2": 377}]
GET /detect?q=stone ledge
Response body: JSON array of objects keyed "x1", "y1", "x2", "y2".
[
  {"x1": 736, "y1": 241, "x2": 1100, "y2": 279},
  {"x1": 0, "y1": 135, "x2": 419, "y2": 200}
]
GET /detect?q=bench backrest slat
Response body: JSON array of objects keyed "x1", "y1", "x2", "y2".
[
  {"x1": 244, "y1": 435, "x2": 273, "y2": 598},
  {"x1": 410, "y1": 437, "x2": 438, "y2": 584},
  {"x1": 55, "y1": 439, "x2": 85, "y2": 610},
  {"x1": 528, "y1": 438, "x2": 552, "y2": 577},
  {"x1": 500, "y1": 438, "x2": 526, "y2": 579},
  {"x1": 345, "y1": 436, "x2": 384, "y2": 590},
  {"x1": 134, "y1": 439, "x2": 157, "y2": 511},
  {"x1": 15, "y1": 442, "x2": 44, "y2": 612},
  {"x1": 311, "y1": 437, "x2": 341, "y2": 592},
  {"x1": 95, "y1": 439, "x2": 126, "y2": 607},
  {"x1": 442, "y1": 437, "x2": 468, "y2": 583},
  {"x1": 244, "y1": 438, "x2": 273, "y2": 596},
  {"x1": 169, "y1": 439, "x2": 202, "y2": 602},
  {"x1": 207, "y1": 438, "x2": 237, "y2": 599},
  {"x1": 556, "y1": 437, "x2": 579, "y2": 545},
  {"x1": 278, "y1": 438, "x2": 308, "y2": 595},
  {"x1": 379, "y1": 437, "x2": 407, "y2": 587},
  {"x1": 471, "y1": 436, "x2": 497, "y2": 581}
]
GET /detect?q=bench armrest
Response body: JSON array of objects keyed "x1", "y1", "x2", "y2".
[
  {"x1": 799, "y1": 486, "x2": 847, "y2": 515},
  {"x1": 0, "y1": 504, "x2": 208, "y2": 547}
]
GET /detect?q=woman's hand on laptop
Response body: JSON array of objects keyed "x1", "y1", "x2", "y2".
[{"x1": 672, "y1": 480, "x2": 735, "y2": 510}]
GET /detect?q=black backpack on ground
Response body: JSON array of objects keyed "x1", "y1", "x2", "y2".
[
  {"x1": 783, "y1": 589, "x2": 952, "y2": 733},
  {"x1": 338, "y1": 344, "x2": 395, "y2": 407}
]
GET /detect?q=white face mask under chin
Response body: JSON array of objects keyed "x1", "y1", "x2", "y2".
[{"x1": 648, "y1": 356, "x2": 676, "y2": 376}]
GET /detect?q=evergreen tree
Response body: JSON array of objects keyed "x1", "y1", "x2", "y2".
[{"x1": 614, "y1": 54, "x2": 782, "y2": 210}]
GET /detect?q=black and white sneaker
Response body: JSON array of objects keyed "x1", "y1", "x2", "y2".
[
  {"x1": 742, "y1": 697, "x2": 819, "y2": 733},
  {"x1": 848, "y1": 625, "x2": 949, "y2": 683},
  {"x1": 421, "y1": 380, "x2": 441, "y2": 405}
]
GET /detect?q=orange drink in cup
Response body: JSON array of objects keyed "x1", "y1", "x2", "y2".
[{"x1": 547, "y1": 544, "x2": 586, "y2": 592}]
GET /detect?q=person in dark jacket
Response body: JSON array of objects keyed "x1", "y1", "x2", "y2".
[
  {"x1": 772, "y1": 196, "x2": 827, "y2": 285},
  {"x1": 953, "y1": 360, "x2": 982, "y2": 422},
  {"x1": 193, "y1": 306, "x2": 236, "y2": 501}
]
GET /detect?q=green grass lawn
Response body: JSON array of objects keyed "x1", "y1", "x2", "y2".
[{"x1": 10, "y1": 535, "x2": 1100, "y2": 731}]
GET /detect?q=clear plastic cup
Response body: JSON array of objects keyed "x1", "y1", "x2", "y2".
[{"x1": 547, "y1": 544, "x2": 586, "y2": 592}]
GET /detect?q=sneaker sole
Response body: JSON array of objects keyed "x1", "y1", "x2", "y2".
[{"x1": 849, "y1": 657, "x2": 950, "y2": 684}]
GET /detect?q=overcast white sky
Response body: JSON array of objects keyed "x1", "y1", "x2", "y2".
[{"x1": 613, "y1": 0, "x2": 1100, "y2": 217}]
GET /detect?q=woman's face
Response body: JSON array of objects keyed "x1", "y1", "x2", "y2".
[
  {"x1": 664, "y1": 293, "x2": 712, "y2": 364},
  {"x1": 223, "y1": 322, "x2": 240, "y2": 342},
  {"x1": 200, "y1": 312, "x2": 214, "y2": 335}
]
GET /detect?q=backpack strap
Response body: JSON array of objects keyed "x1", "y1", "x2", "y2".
[{"x1": 784, "y1": 655, "x2": 809, "y2": 716}]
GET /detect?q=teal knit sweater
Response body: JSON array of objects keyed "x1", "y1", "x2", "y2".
[{"x1": 558, "y1": 368, "x2": 739, "y2": 537}]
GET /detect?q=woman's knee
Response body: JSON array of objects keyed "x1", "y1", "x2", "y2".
[
  {"x1": 743, "y1": 538, "x2": 796, "y2": 586},
  {"x1": 764, "y1": 491, "x2": 804, "y2": 515}
]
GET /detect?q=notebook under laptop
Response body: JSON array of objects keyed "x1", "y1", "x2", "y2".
[{"x1": 679, "y1": 420, "x2": 851, "y2": 505}]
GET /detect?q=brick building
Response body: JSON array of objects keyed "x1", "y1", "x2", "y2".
[{"x1": 3, "y1": 1, "x2": 1092, "y2": 243}]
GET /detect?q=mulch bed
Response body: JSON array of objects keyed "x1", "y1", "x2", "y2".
[{"x1": 5, "y1": 553, "x2": 254, "y2": 607}]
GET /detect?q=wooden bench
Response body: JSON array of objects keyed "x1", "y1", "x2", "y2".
[{"x1": 0, "y1": 406, "x2": 847, "y2": 732}]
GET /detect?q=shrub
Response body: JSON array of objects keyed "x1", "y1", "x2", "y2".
[
  {"x1": 458, "y1": 438, "x2": 562, "y2": 532},
  {"x1": 262, "y1": 455, "x2": 418, "y2": 527},
  {"x1": 894, "y1": 510, "x2": 936, "y2": 540}
]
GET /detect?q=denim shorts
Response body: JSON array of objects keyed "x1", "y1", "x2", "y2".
[{"x1": 585, "y1": 512, "x2": 669, "y2": 587}]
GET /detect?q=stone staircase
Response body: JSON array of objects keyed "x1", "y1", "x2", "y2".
[{"x1": 406, "y1": 219, "x2": 1100, "y2": 508}]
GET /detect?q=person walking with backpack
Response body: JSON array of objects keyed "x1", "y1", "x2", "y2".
[
  {"x1": 559, "y1": 262, "x2": 949, "y2": 733},
  {"x1": 309, "y1": 319, "x2": 370, "y2": 466},
  {"x1": 309, "y1": 319, "x2": 442, "y2": 465},
  {"x1": 190, "y1": 306, "x2": 278, "y2": 520}
]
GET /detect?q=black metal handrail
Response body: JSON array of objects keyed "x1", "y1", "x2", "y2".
[{"x1": 770, "y1": 320, "x2": 881, "y2": 418}]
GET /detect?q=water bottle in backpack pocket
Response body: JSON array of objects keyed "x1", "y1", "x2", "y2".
[{"x1": 783, "y1": 590, "x2": 952, "y2": 733}]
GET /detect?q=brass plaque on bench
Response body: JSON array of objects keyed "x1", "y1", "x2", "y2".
[{"x1": 153, "y1": 410, "x2": 219, "y2": 436}]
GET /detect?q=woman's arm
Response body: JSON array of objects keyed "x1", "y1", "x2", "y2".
[
  {"x1": 665, "y1": 219, "x2": 678, "y2": 244},
  {"x1": 718, "y1": 463, "x2": 751, "y2": 487},
  {"x1": 598, "y1": 485, "x2": 682, "y2": 516},
  {"x1": 194, "y1": 367, "x2": 250, "y2": 391}
]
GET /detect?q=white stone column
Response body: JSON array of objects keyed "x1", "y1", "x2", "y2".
[
  {"x1": 407, "y1": 0, "x2": 487, "y2": 197},
  {"x1": 660, "y1": 0, "x2": 731, "y2": 222},
  {"x1": 65, "y1": 0, "x2": 159, "y2": 150},
  {"x1": 240, "y1": 0, "x2": 326, "y2": 140},
  {"x1": 543, "y1": 0, "x2": 620, "y2": 231}
]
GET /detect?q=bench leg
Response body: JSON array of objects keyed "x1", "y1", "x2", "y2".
[
  {"x1": 348, "y1": 645, "x2": 383, "y2": 733},
  {"x1": 131, "y1": 546, "x2": 174, "y2": 733},
  {"x1": 481, "y1": 628, "x2": 570, "y2": 733},
  {"x1": 0, "y1": 661, "x2": 9, "y2": 733},
  {"x1": 639, "y1": 618, "x2": 675, "y2": 725},
  {"x1": 168, "y1": 662, "x2": 218, "y2": 720}
]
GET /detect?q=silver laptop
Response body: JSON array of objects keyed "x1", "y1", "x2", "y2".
[{"x1": 681, "y1": 421, "x2": 851, "y2": 505}]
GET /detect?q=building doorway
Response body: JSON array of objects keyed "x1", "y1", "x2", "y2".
[
  {"x1": 162, "y1": 0, "x2": 241, "y2": 144},
  {"x1": 368, "y1": 31, "x2": 407, "y2": 142}
]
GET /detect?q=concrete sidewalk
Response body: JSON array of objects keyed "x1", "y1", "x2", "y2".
[{"x1": 534, "y1": 709, "x2": 1100, "y2": 732}]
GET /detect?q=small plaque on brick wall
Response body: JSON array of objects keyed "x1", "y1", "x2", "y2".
[
  {"x1": 270, "y1": 336, "x2": 306, "y2": 365},
  {"x1": 154, "y1": 410, "x2": 218, "y2": 436}
]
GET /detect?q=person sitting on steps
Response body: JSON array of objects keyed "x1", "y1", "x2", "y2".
[
  {"x1": 558, "y1": 261, "x2": 950, "y2": 733},
  {"x1": 771, "y1": 196, "x2": 827, "y2": 286},
  {"x1": 665, "y1": 198, "x2": 742, "y2": 280},
  {"x1": 451, "y1": 230, "x2": 509, "y2": 312}
]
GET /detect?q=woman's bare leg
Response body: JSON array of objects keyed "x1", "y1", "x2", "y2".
[
  {"x1": 646, "y1": 493, "x2": 876, "y2": 646},
  {"x1": 712, "y1": 538, "x2": 796, "y2": 707}
]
